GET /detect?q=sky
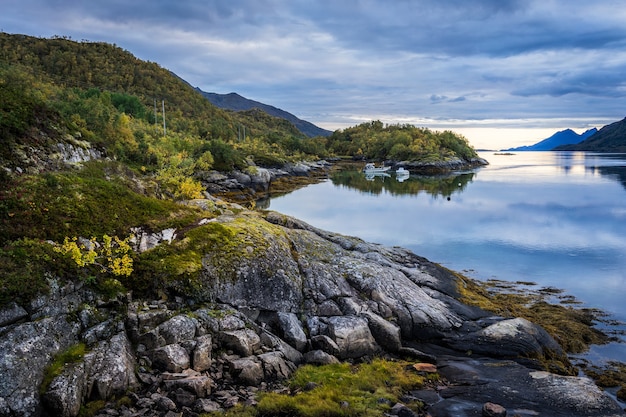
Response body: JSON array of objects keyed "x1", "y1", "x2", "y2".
[{"x1": 2, "y1": 0, "x2": 626, "y2": 149}]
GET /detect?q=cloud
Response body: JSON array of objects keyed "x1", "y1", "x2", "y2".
[{"x1": 2, "y1": 0, "x2": 626, "y2": 148}]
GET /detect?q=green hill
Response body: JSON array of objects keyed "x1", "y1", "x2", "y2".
[
  {"x1": 326, "y1": 120, "x2": 479, "y2": 162},
  {"x1": 555, "y1": 117, "x2": 626, "y2": 152},
  {"x1": 0, "y1": 32, "x2": 323, "y2": 173}
]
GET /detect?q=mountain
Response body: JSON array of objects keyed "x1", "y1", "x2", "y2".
[
  {"x1": 505, "y1": 128, "x2": 597, "y2": 151},
  {"x1": 199, "y1": 90, "x2": 332, "y2": 138},
  {"x1": 555, "y1": 117, "x2": 626, "y2": 152}
]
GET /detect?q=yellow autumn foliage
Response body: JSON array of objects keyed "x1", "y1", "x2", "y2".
[{"x1": 54, "y1": 234, "x2": 134, "y2": 276}]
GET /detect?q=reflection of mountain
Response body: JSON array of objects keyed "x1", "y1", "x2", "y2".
[
  {"x1": 330, "y1": 169, "x2": 475, "y2": 198},
  {"x1": 597, "y1": 166, "x2": 626, "y2": 189}
]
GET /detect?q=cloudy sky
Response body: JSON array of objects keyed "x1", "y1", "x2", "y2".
[{"x1": 2, "y1": 0, "x2": 626, "y2": 149}]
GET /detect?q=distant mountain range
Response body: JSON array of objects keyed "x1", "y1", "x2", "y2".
[
  {"x1": 197, "y1": 90, "x2": 332, "y2": 138},
  {"x1": 555, "y1": 117, "x2": 626, "y2": 152},
  {"x1": 505, "y1": 128, "x2": 597, "y2": 151}
]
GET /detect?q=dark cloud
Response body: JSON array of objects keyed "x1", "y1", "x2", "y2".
[{"x1": 430, "y1": 95, "x2": 448, "y2": 103}]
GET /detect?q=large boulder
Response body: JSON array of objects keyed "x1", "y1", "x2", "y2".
[
  {"x1": 41, "y1": 362, "x2": 86, "y2": 417},
  {"x1": 431, "y1": 356, "x2": 624, "y2": 417},
  {"x1": 82, "y1": 332, "x2": 138, "y2": 400},
  {"x1": 258, "y1": 311, "x2": 308, "y2": 352},
  {"x1": 152, "y1": 344, "x2": 191, "y2": 373},
  {"x1": 250, "y1": 167, "x2": 272, "y2": 191},
  {"x1": 42, "y1": 332, "x2": 138, "y2": 417},
  {"x1": 0, "y1": 317, "x2": 81, "y2": 416},
  {"x1": 157, "y1": 315, "x2": 197, "y2": 345},
  {"x1": 326, "y1": 316, "x2": 380, "y2": 359},
  {"x1": 446, "y1": 317, "x2": 566, "y2": 361},
  {"x1": 219, "y1": 329, "x2": 261, "y2": 357},
  {"x1": 227, "y1": 357, "x2": 264, "y2": 386},
  {"x1": 192, "y1": 334, "x2": 213, "y2": 372},
  {"x1": 0, "y1": 280, "x2": 84, "y2": 417},
  {"x1": 198, "y1": 215, "x2": 304, "y2": 312},
  {"x1": 138, "y1": 314, "x2": 197, "y2": 350},
  {"x1": 259, "y1": 330, "x2": 303, "y2": 365},
  {"x1": 162, "y1": 372, "x2": 212, "y2": 398},
  {"x1": 257, "y1": 352, "x2": 297, "y2": 380},
  {"x1": 362, "y1": 311, "x2": 402, "y2": 353}
]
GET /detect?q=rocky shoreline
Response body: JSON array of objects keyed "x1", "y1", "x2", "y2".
[
  {"x1": 1, "y1": 200, "x2": 625, "y2": 416},
  {"x1": 196, "y1": 156, "x2": 489, "y2": 204},
  {"x1": 197, "y1": 160, "x2": 333, "y2": 204}
]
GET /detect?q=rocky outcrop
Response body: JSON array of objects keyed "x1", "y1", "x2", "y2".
[
  {"x1": 2, "y1": 133, "x2": 104, "y2": 175},
  {"x1": 0, "y1": 209, "x2": 623, "y2": 416},
  {"x1": 198, "y1": 160, "x2": 331, "y2": 199},
  {"x1": 199, "y1": 211, "x2": 566, "y2": 367},
  {"x1": 429, "y1": 355, "x2": 625, "y2": 417}
]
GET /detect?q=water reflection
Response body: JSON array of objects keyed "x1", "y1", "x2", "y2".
[
  {"x1": 330, "y1": 167, "x2": 475, "y2": 199},
  {"x1": 267, "y1": 152, "x2": 626, "y2": 364},
  {"x1": 512, "y1": 152, "x2": 626, "y2": 189},
  {"x1": 598, "y1": 166, "x2": 626, "y2": 188}
]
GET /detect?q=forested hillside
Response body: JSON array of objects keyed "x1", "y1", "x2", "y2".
[{"x1": 0, "y1": 33, "x2": 326, "y2": 176}]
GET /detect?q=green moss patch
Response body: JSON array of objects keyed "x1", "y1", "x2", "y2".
[
  {"x1": 132, "y1": 212, "x2": 290, "y2": 296},
  {"x1": 0, "y1": 161, "x2": 201, "y2": 245},
  {"x1": 253, "y1": 359, "x2": 428, "y2": 417},
  {"x1": 0, "y1": 238, "x2": 76, "y2": 306},
  {"x1": 40, "y1": 342, "x2": 87, "y2": 395}
]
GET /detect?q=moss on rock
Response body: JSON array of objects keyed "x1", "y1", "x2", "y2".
[
  {"x1": 132, "y1": 211, "x2": 296, "y2": 301},
  {"x1": 456, "y1": 270, "x2": 609, "y2": 373}
]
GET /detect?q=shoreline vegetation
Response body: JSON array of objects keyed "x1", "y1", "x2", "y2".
[{"x1": 1, "y1": 32, "x2": 625, "y2": 415}]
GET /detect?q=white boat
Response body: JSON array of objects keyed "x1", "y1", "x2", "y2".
[
  {"x1": 395, "y1": 167, "x2": 410, "y2": 182},
  {"x1": 365, "y1": 172, "x2": 390, "y2": 181},
  {"x1": 363, "y1": 163, "x2": 391, "y2": 173}
]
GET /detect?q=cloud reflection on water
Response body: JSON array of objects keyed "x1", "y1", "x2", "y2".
[{"x1": 268, "y1": 152, "x2": 626, "y2": 331}]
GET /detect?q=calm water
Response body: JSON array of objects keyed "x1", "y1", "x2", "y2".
[{"x1": 266, "y1": 152, "x2": 626, "y2": 363}]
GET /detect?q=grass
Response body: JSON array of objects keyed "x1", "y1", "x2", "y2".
[
  {"x1": 0, "y1": 238, "x2": 75, "y2": 306},
  {"x1": 252, "y1": 359, "x2": 429, "y2": 417},
  {"x1": 40, "y1": 342, "x2": 87, "y2": 395},
  {"x1": 0, "y1": 160, "x2": 211, "y2": 306},
  {"x1": 0, "y1": 161, "x2": 201, "y2": 245},
  {"x1": 201, "y1": 358, "x2": 431, "y2": 417}
]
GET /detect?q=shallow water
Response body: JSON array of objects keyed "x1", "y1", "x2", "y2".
[{"x1": 267, "y1": 151, "x2": 626, "y2": 363}]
